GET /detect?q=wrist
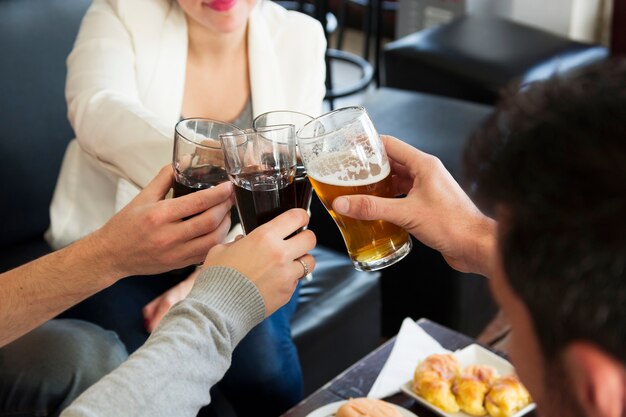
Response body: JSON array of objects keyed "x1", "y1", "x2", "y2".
[
  {"x1": 78, "y1": 229, "x2": 128, "y2": 286},
  {"x1": 468, "y1": 215, "x2": 497, "y2": 278}
]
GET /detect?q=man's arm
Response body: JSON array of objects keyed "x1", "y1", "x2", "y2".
[
  {"x1": 0, "y1": 167, "x2": 234, "y2": 346},
  {"x1": 61, "y1": 209, "x2": 316, "y2": 417},
  {"x1": 332, "y1": 135, "x2": 497, "y2": 278}
]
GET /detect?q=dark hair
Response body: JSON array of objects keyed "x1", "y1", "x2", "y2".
[{"x1": 464, "y1": 60, "x2": 626, "y2": 364}]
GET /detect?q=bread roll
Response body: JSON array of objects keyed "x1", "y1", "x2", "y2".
[
  {"x1": 336, "y1": 398, "x2": 402, "y2": 417},
  {"x1": 412, "y1": 354, "x2": 461, "y2": 413},
  {"x1": 485, "y1": 375, "x2": 531, "y2": 417}
]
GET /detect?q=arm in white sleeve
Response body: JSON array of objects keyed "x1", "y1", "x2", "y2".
[
  {"x1": 66, "y1": 0, "x2": 182, "y2": 188},
  {"x1": 61, "y1": 267, "x2": 266, "y2": 417}
]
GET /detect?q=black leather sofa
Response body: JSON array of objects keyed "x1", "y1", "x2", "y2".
[
  {"x1": 383, "y1": 15, "x2": 609, "y2": 105},
  {"x1": 0, "y1": 0, "x2": 381, "y2": 401}
]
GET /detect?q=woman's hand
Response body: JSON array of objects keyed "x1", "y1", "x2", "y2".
[
  {"x1": 95, "y1": 166, "x2": 234, "y2": 280},
  {"x1": 331, "y1": 135, "x2": 496, "y2": 277},
  {"x1": 142, "y1": 269, "x2": 200, "y2": 332},
  {"x1": 203, "y1": 209, "x2": 317, "y2": 316}
]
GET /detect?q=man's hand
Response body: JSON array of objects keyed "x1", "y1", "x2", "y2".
[
  {"x1": 203, "y1": 209, "x2": 316, "y2": 316},
  {"x1": 331, "y1": 135, "x2": 496, "y2": 277},
  {"x1": 95, "y1": 166, "x2": 234, "y2": 280}
]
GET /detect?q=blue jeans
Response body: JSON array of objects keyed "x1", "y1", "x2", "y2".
[
  {"x1": 60, "y1": 268, "x2": 303, "y2": 417},
  {"x1": 0, "y1": 320, "x2": 128, "y2": 417}
]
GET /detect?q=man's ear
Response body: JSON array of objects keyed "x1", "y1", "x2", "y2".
[{"x1": 564, "y1": 342, "x2": 626, "y2": 417}]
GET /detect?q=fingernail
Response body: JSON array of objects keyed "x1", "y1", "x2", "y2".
[{"x1": 334, "y1": 197, "x2": 349, "y2": 214}]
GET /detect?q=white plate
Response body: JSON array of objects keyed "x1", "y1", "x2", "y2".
[
  {"x1": 400, "y1": 344, "x2": 536, "y2": 417},
  {"x1": 306, "y1": 400, "x2": 419, "y2": 417}
]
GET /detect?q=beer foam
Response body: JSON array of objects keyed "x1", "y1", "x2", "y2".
[{"x1": 307, "y1": 151, "x2": 390, "y2": 186}]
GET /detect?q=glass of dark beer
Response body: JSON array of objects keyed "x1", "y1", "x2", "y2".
[
  {"x1": 297, "y1": 106, "x2": 412, "y2": 271},
  {"x1": 172, "y1": 118, "x2": 243, "y2": 198},
  {"x1": 220, "y1": 125, "x2": 298, "y2": 235},
  {"x1": 253, "y1": 111, "x2": 314, "y2": 212}
]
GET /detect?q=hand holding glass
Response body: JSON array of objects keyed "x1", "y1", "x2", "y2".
[{"x1": 297, "y1": 107, "x2": 412, "y2": 271}]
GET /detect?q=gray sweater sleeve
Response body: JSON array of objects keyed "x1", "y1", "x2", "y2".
[{"x1": 61, "y1": 266, "x2": 266, "y2": 417}]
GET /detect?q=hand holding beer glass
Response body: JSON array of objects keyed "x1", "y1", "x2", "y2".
[
  {"x1": 172, "y1": 118, "x2": 242, "y2": 197},
  {"x1": 220, "y1": 125, "x2": 298, "y2": 234},
  {"x1": 297, "y1": 107, "x2": 412, "y2": 271}
]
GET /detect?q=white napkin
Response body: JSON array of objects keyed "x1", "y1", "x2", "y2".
[{"x1": 368, "y1": 318, "x2": 451, "y2": 399}]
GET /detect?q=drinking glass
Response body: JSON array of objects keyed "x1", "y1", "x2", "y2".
[
  {"x1": 297, "y1": 106, "x2": 412, "y2": 271},
  {"x1": 220, "y1": 125, "x2": 298, "y2": 234},
  {"x1": 253, "y1": 110, "x2": 314, "y2": 211},
  {"x1": 172, "y1": 118, "x2": 242, "y2": 197}
]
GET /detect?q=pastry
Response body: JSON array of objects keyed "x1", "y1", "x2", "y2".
[
  {"x1": 413, "y1": 354, "x2": 461, "y2": 413},
  {"x1": 452, "y1": 365, "x2": 499, "y2": 416},
  {"x1": 336, "y1": 398, "x2": 402, "y2": 417},
  {"x1": 463, "y1": 364, "x2": 499, "y2": 385},
  {"x1": 485, "y1": 375, "x2": 532, "y2": 417}
]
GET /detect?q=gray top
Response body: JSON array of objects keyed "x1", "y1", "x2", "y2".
[
  {"x1": 61, "y1": 267, "x2": 266, "y2": 417},
  {"x1": 230, "y1": 98, "x2": 253, "y2": 129}
]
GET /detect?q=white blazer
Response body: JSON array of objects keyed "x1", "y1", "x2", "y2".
[{"x1": 47, "y1": 0, "x2": 326, "y2": 249}]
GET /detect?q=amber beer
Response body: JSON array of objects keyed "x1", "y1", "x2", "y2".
[{"x1": 307, "y1": 154, "x2": 411, "y2": 270}]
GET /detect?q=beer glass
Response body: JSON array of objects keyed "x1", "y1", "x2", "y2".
[
  {"x1": 220, "y1": 125, "x2": 298, "y2": 234},
  {"x1": 173, "y1": 118, "x2": 243, "y2": 197},
  {"x1": 297, "y1": 107, "x2": 412, "y2": 271},
  {"x1": 253, "y1": 111, "x2": 314, "y2": 211}
]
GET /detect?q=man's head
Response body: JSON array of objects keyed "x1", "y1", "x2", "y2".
[{"x1": 465, "y1": 60, "x2": 626, "y2": 417}]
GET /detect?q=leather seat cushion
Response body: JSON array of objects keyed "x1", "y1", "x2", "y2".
[{"x1": 383, "y1": 15, "x2": 608, "y2": 104}]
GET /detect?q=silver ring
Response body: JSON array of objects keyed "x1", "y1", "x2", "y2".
[{"x1": 297, "y1": 258, "x2": 309, "y2": 279}]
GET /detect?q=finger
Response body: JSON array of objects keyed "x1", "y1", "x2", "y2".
[
  {"x1": 293, "y1": 253, "x2": 316, "y2": 280},
  {"x1": 180, "y1": 214, "x2": 233, "y2": 264},
  {"x1": 142, "y1": 296, "x2": 161, "y2": 320},
  {"x1": 252, "y1": 209, "x2": 309, "y2": 240},
  {"x1": 283, "y1": 229, "x2": 317, "y2": 260},
  {"x1": 134, "y1": 165, "x2": 175, "y2": 205},
  {"x1": 181, "y1": 198, "x2": 234, "y2": 240},
  {"x1": 332, "y1": 194, "x2": 404, "y2": 223},
  {"x1": 146, "y1": 299, "x2": 173, "y2": 333},
  {"x1": 381, "y1": 135, "x2": 426, "y2": 169},
  {"x1": 165, "y1": 181, "x2": 234, "y2": 221}
]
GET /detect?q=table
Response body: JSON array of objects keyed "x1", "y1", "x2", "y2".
[{"x1": 281, "y1": 318, "x2": 537, "y2": 417}]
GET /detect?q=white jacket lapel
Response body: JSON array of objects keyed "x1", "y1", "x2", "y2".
[{"x1": 248, "y1": 2, "x2": 288, "y2": 117}]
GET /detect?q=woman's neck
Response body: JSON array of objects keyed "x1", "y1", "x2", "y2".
[{"x1": 186, "y1": 17, "x2": 247, "y2": 61}]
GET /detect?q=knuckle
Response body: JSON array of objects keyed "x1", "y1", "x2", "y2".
[
  {"x1": 189, "y1": 196, "x2": 207, "y2": 216},
  {"x1": 270, "y1": 246, "x2": 284, "y2": 262},
  {"x1": 255, "y1": 227, "x2": 273, "y2": 242},
  {"x1": 303, "y1": 230, "x2": 317, "y2": 248},
  {"x1": 204, "y1": 211, "x2": 221, "y2": 231},
  {"x1": 288, "y1": 208, "x2": 306, "y2": 225},
  {"x1": 159, "y1": 252, "x2": 178, "y2": 268},
  {"x1": 426, "y1": 154, "x2": 443, "y2": 170},
  {"x1": 360, "y1": 197, "x2": 379, "y2": 218},
  {"x1": 145, "y1": 209, "x2": 163, "y2": 227}
]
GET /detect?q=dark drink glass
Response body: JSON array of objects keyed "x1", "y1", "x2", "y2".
[
  {"x1": 253, "y1": 111, "x2": 314, "y2": 211},
  {"x1": 220, "y1": 125, "x2": 298, "y2": 235},
  {"x1": 172, "y1": 118, "x2": 242, "y2": 197}
]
